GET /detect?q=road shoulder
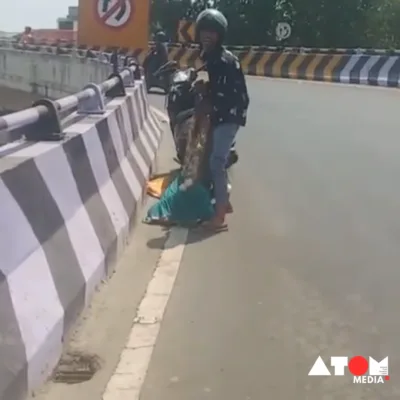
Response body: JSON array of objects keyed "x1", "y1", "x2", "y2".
[{"x1": 28, "y1": 113, "x2": 176, "y2": 400}]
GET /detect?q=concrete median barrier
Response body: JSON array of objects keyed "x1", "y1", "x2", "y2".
[
  {"x1": 0, "y1": 65, "x2": 164, "y2": 400},
  {"x1": 168, "y1": 48, "x2": 400, "y2": 87},
  {"x1": 0, "y1": 48, "x2": 112, "y2": 97}
]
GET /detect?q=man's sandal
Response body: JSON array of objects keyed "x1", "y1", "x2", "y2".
[{"x1": 200, "y1": 219, "x2": 228, "y2": 232}]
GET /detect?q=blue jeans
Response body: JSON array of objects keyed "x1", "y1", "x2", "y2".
[{"x1": 209, "y1": 123, "x2": 239, "y2": 207}]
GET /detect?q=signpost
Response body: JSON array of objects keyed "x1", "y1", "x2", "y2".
[{"x1": 78, "y1": 0, "x2": 149, "y2": 49}]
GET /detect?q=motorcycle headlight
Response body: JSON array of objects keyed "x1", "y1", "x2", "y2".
[{"x1": 173, "y1": 70, "x2": 189, "y2": 84}]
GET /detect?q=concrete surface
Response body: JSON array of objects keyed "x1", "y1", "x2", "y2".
[
  {"x1": 0, "y1": 49, "x2": 111, "y2": 99},
  {"x1": 0, "y1": 86, "x2": 47, "y2": 146},
  {"x1": 28, "y1": 78, "x2": 400, "y2": 399},
  {"x1": 0, "y1": 86, "x2": 41, "y2": 112}
]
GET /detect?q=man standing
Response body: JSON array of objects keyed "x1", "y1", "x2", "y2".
[
  {"x1": 153, "y1": 31, "x2": 169, "y2": 67},
  {"x1": 195, "y1": 9, "x2": 250, "y2": 230},
  {"x1": 143, "y1": 31, "x2": 169, "y2": 91}
]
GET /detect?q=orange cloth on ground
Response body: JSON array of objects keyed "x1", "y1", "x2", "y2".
[{"x1": 146, "y1": 172, "x2": 176, "y2": 198}]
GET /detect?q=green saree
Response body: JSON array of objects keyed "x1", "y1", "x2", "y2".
[{"x1": 144, "y1": 105, "x2": 214, "y2": 226}]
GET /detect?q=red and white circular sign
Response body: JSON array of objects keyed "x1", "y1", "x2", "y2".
[{"x1": 96, "y1": 0, "x2": 134, "y2": 29}]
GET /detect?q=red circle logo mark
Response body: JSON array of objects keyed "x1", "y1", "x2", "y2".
[{"x1": 348, "y1": 356, "x2": 369, "y2": 376}]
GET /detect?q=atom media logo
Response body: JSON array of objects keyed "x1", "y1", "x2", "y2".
[{"x1": 308, "y1": 355, "x2": 389, "y2": 384}]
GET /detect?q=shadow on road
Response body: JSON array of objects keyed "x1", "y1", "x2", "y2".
[{"x1": 146, "y1": 226, "x2": 228, "y2": 250}]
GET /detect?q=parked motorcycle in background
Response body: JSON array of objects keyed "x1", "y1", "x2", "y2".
[{"x1": 143, "y1": 31, "x2": 170, "y2": 93}]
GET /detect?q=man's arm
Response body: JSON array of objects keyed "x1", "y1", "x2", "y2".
[
  {"x1": 213, "y1": 56, "x2": 249, "y2": 117},
  {"x1": 230, "y1": 58, "x2": 250, "y2": 113},
  {"x1": 208, "y1": 53, "x2": 250, "y2": 124}
]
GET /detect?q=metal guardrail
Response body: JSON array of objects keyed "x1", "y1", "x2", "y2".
[{"x1": 0, "y1": 59, "x2": 142, "y2": 144}]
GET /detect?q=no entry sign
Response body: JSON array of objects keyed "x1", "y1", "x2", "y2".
[
  {"x1": 78, "y1": 0, "x2": 149, "y2": 49},
  {"x1": 96, "y1": 0, "x2": 133, "y2": 29}
]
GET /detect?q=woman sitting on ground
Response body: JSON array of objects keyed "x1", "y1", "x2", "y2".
[{"x1": 144, "y1": 80, "x2": 227, "y2": 229}]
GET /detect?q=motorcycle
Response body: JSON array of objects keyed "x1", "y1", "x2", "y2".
[{"x1": 153, "y1": 60, "x2": 239, "y2": 168}]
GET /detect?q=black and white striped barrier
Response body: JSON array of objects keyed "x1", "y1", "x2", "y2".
[
  {"x1": 2, "y1": 38, "x2": 400, "y2": 55},
  {"x1": 0, "y1": 60, "x2": 163, "y2": 400}
]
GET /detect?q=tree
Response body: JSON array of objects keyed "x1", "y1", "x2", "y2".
[
  {"x1": 150, "y1": 0, "x2": 400, "y2": 48},
  {"x1": 150, "y1": 0, "x2": 193, "y2": 40}
]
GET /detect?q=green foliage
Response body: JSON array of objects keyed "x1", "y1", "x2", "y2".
[{"x1": 150, "y1": 0, "x2": 400, "y2": 48}]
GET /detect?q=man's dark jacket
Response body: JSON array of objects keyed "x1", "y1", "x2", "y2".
[{"x1": 203, "y1": 47, "x2": 250, "y2": 127}]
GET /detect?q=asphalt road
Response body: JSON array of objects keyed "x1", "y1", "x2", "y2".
[
  {"x1": 141, "y1": 79, "x2": 400, "y2": 399},
  {"x1": 16, "y1": 77, "x2": 400, "y2": 400}
]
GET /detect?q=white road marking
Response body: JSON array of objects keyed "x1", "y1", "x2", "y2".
[{"x1": 102, "y1": 227, "x2": 189, "y2": 400}]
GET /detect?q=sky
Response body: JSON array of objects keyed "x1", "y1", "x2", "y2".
[{"x1": 0, "y1": 0, "x2": 78, "y2": 32}]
